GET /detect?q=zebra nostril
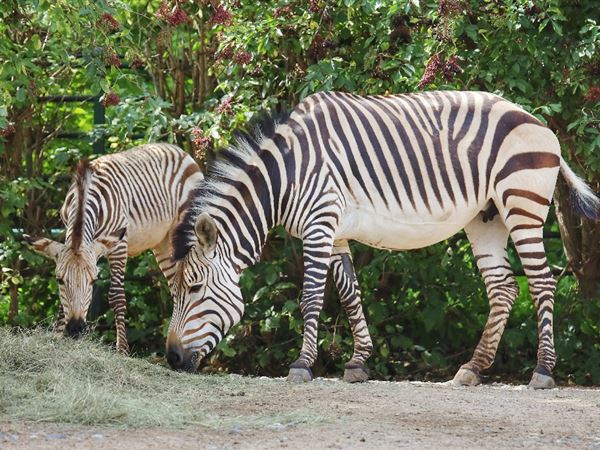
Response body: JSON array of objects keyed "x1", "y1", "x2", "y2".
[{"x1": 167, "y1": 346, "x2": 184, "y2": 369}]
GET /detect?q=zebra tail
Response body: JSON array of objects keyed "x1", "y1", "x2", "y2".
[{"x1": 559, "y1": 157, "x2": 600, "y2": 221}]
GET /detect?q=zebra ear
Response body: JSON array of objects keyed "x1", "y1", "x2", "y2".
[
  {"x1": 195, "y1": 213, "x2": 217, "y2": 254},
  {"x1": 24, "y1": 235, "x2": 64, "y2": 261}
]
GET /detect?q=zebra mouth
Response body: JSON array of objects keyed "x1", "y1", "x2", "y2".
[{"x1": 181, "y1": 351, "x2": 201, "y2": 373}]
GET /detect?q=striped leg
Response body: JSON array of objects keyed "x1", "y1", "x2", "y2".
[
  {"x1": 500, "y1": 181, "x2": 557, "y2": 388},
  {"x1": 331, "y1": 243, "x2": 372, "y2": 383},
  {"x1": 453, "y1": 211, "x2": 519, "y2": 386},
  {"x1": 152, "y1": 237, "x2": 177, "y2": 286},
  {"x1": 287, "y1": 228, "x2": 336, "y2": 382},
  {"x1": 107, "y1": 243, "x2": 129, "y2": 356},
  {"x1": 54, "y1": 303, "x2": 66, "y2": 333},
  {"x1": 510, "y1": 227, "x2": 556, "y2": 389}
]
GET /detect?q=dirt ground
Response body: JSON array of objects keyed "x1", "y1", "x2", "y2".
[{"x1": 2, "y1": 378, "x2": 600, "y2": 450}]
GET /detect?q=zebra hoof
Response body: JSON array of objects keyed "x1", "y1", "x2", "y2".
[
  {"x1": 451, "y1": 367, "x2": 481, "y2": 386},
  {"x1": 286, "y1": 367, "x2": 313, "y2": 383},
  {"x1": 116, "y1": 344, "x2": 130, "y2": 357},
  {"x1": 528, "y1": 372, "x2": 556, "y2": 389},
  {"x1": 343, "y1": 363, "x2": 370, "y2": 383}
]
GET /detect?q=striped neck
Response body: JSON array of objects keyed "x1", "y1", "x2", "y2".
[{"x1": 202, "y1": 129, "x2": 297, "y2": 271}]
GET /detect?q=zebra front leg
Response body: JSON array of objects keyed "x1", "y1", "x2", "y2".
[
  {"x1": 287, "y1": 231, "x2": 336, "y2": 383},
  {"x1": 54, "y1": 303, "x2": 66, "y2": 333},
  {"x1": 152, "y1": 237, "x2": 178, "y2": 286},
  {"x1": 453, "y1": 212, "x2": 518, "y2": 386},
  {"x1": 107, "y1": 244, "x2": 130, "y2": 356},
  {"x1": 331, "y1": 243, "x2": 372, "y2": 383}
]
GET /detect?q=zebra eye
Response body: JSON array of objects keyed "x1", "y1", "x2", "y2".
[
  {"x1": 190, "y1": 284, "x2": 203, "y2": 293},
  {"x1": 57, "y1": 278, "x2": 65, "y2": 285}
]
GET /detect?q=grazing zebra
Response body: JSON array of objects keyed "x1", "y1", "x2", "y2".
[
  {"x1": 25, "y1": 144, "x2": 203, "y2": 355},
  {"x1": 166, "y1": 91, "x2": 599, "y2": 388}
]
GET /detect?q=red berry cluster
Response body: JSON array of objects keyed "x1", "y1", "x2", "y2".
[
  {"x1": 216, "y1": 44, "x2": 234, "y2": 61},
  {"x1": 217, "y1": 97, "x2": 233, "y2": 115},
  {"x1": 390, "y1": 14, "x2": 412, "y2": 50},
  {"x1": 273, "y1": 5, "x2": 293, "y2": 18},
  {"x1": 418, "y1": 54, "x2": 442, "y2": 89},
  {"x1": 191, "y1": 127, "x2": 212, "y2": 156},
  {"x1": 438, "y1": 0, "x2": 463, "y2": 17},
  {"x1": 309, "y1": 0, "x2": 323, "y2": 13},
  {"x1": 101, "y1": 91, "x2": 120, "y2": 107},
  {"x1": 211, "y1": 3, "x2": 233, "y2": 26},
  {"x1": 525, "y1": 3, "x2": 541, "y2": 16},
  {"x1": 418, "y1": 54, "x2": 462, "y2": 89},
  {"x1": 442, "y1": 55, "x2": 462, "y2": 81},
  {"x1": 156, "y1": 1, "x2": 189, "y2": 27},
  {"x1": 0, "y1": 124, "x2": 16, "y2": 137},
  {"x1": 373, "y1": 54, "x2": 391, "y2": 81},
  {"x1": 585, "y1": 86, "x2": 600, "y2": 103},
  {"x1": 232, "y1": 50, "x2": 252, "y2": 65},
  {"x1": 308, "y1": 34, "x2": 334, "y2": 61},
  {"x1": 105, "y1": 49, "x2": 121, "y2": 67},
  {"x1": 131, "y1": 58, "x2": 144, "y2": 70},
  {"x1": 586, "y1": 63, "x2": 600, "y2": 77},
  {"x1": 99, "y1": 12, "x2": 119, "y2": 31}
]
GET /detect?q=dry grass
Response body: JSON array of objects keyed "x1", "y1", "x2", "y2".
[{"x1": 0, "y1": 328, "x2": 321, "y2": 429}]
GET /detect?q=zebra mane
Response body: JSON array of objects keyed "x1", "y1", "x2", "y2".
[
  {"x1": 171, "y1": 109, "x2": 291, "y2": 262},
  {"x1": 70, "y1": 158, "x2": 93, "y2": 253}
]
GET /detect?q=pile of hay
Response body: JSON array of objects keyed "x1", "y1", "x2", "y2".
[{"x1": 0, "y1": 328, "x2": 263, "y2": 428}]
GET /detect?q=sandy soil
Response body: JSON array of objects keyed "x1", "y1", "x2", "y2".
[{"x1": 2, "y1": 378, "x2": 600, "y2": 450}]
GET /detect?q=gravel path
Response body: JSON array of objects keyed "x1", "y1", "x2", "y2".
[{"x1": 2, "y1": 379, "x2": 600, "y2": 449}]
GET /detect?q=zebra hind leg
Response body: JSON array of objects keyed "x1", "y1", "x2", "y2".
[
  {"x1": 330, "y1": 245, "x2": 372, "y2": 383},
  {"x1": 508, "y1": 221, "x2": 556, "y2": 389},
  {"x1": 453, "y1": 211, "x2": 518, "y2": 386},
  {"x1": 107, "y1": 246, "x2": 130, "y2": 356}
]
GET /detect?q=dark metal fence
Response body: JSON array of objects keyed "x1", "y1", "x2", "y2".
[{"x1": 39, "y1": 94, "x2": 106, "y2": 153}]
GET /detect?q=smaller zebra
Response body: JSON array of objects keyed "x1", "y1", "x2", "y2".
[{"x1": 25, "y1": 143, "x2": 203, "y2": 354}]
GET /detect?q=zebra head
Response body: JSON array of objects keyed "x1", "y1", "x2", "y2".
[
  {"x1": 24, "y1": 233, "x2": 122, "y2": 338},
  {"x1": 166, "y1": 213, "x2": 244, "y2": 372}
]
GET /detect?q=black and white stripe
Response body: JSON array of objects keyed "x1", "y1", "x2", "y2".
[
  {"x1": 25, "y1": 143, "x2": 202, "y2": 354},
  {"x1": 168, "y1": 91, "x2": 599, "y2": 387}
]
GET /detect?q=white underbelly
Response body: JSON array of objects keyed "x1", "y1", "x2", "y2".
[
  {"x1": 336, "y1": 204, "x2": 481, "y2": 250},
  {"x1": 126, "y1": 221, "x2": 172, "y2": 256}
]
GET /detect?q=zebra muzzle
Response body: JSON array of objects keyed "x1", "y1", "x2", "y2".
[
  {"x1": 166, "y1": 344, "x2": 199, "y2": 373},
  {"x1": 65, "y1": 318, "x2": 87, "y2": 339}
]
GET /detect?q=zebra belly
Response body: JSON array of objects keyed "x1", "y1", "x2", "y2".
[
  {"x1": 336, "y1": 205, "x2": 480, "y2": 250},
  {"x1": 126, "y1": 221, "x2": 173, "y2": 256}
]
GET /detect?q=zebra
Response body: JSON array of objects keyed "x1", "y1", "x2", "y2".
[
  {"x1": 166, "y1": 91, "x2": 599, "y2": 388},
  {"x1": 25, "y1": 143, "x2": 203, "y2": 355}
]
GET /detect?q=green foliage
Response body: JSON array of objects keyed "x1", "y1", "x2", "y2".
[{"x1": 1, "y1": 0, "x2": 599, "y2": 384}]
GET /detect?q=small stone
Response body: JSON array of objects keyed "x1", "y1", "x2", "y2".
[
  {"x1": 360, "y1": 437, "x2": 366, "y2": 442},
  {"x1": 91, "y1": 433, "x2": 104, "y2": 439},
  {"x1": 46, "y1": 433, "x2": 66, "y2": 440},
  {"x1": 268, "y1": 423, "x2": 286, "y2": 431},
  {"x1": 0, "y1": 432, "x2": 18, "y2": 441}
]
